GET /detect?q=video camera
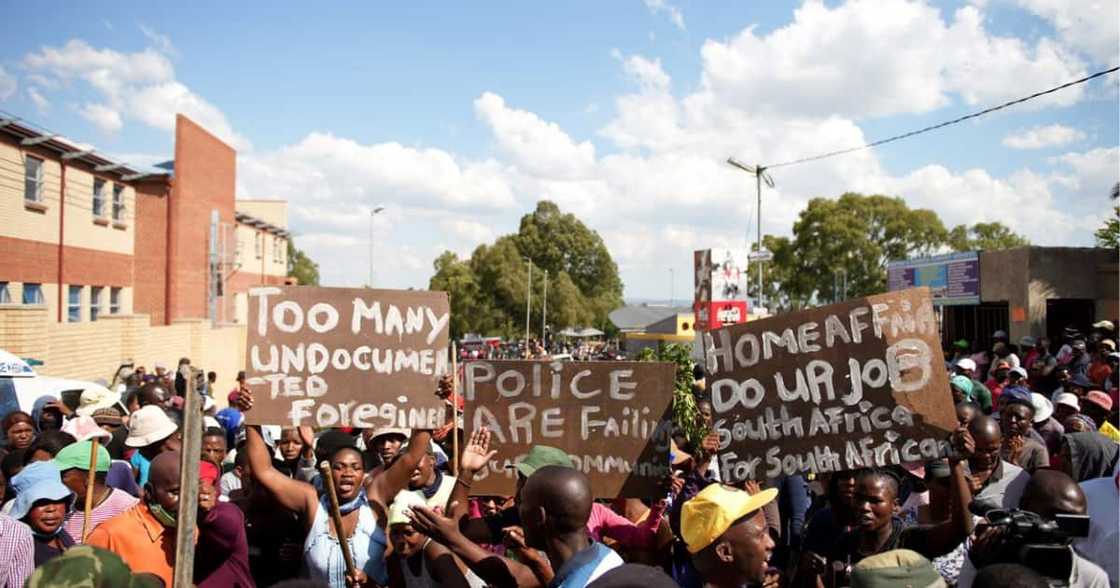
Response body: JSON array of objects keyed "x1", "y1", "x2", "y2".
[{"x1": 970, "y1": 504, "x2": 1090, "y2": 586}]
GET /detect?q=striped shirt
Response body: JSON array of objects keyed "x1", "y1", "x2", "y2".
[
  {"x1": 63, "y1": 488, "x2": 140, "y2": 543},
  {"x1": 0, "y1": 514, "x2": 34, "y2": 588}
]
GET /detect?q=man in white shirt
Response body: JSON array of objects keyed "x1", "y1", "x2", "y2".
[{"x1": 1075, "y1": 468, "x2": 1119, "y2": 585}]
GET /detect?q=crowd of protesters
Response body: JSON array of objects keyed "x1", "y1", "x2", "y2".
[{"x1": 0, "y1": 321, "x2": 1115, "y2": 588}]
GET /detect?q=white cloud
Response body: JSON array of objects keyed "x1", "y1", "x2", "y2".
[
  {"x1": 1002, "y1": 124, "x2": 1086, "y2": 149},
  {"x1": 139, "y1": 24, "x2": 177, "y2": 56},
  {"x1": 0, "y1": 66, "x2": 16, "y2": 101},
  {"x1": 79, "y1": 102, "x2": 123, "y2": 133},
  {"x1": 613, "y1": 50, "x2": 671, "y2": 92},
  {"x1": 473, "y1": 92, "x2": 596, "y2": 180},
  {"x1": 229, "y1": 0, "x2": 1114, "y2": 296},
  {"x1": 27, "y1": 87, "x2": 49, "y2": 113},
  {"x1": 1013, "y1": 0, "x2": 1119, "y2": 65},
  {"x1": 22, "y1": 39, "x2": 248, "y2": 149},
  {"x1": 697, "y1": 1, "x2": 1086, "y2": 120},
  {"x1": 643, "y1": 0, "x2": 685, "y2": 30}
]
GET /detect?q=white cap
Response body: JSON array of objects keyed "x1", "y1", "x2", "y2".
[
  {"x1": 1030, "y1": 393, "x2": 1053, "y2": 424},
  {"x1": 955, "y1": 358, "x2": 977, "y2": 372},
  {"x1": 1054, "y1": 392, "x2": 1080, "y2": 411},
  {"x1": 1009, "y1": 367, "x2": 1028, "y2": 379},
  {"x1": 1092, "y1": 320, "x2": 1114, "y2": 331}
]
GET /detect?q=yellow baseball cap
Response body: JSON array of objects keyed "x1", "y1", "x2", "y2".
[{"x1": 681, "y1": 484, "x2": 778, "y2": 553}]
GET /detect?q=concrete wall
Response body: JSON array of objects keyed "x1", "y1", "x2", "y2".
[
  {"x1": 0, "y1": 305, "x2": 246, "y2": 399},
  {"x1": 979, "y1": 246, "x2": 1119, "y2": 341}
]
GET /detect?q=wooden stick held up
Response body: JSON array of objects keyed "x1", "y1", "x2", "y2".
[
  {"x1": 80, "y1": 440, "x2": 97, "y2": 542},
  {"x1": 451, "y1": 342, "x2": 459, "y2": 477},
  {"x1": 319, "y1": 461, "x2": 358, "y2": 581}
]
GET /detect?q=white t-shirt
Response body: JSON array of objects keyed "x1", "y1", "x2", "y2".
[{"x1": 1075, "y1": 476, "x2": 1119, "y2": 584}]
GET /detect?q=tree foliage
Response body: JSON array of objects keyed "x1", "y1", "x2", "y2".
[
  {"x1": 637, "y1": 343, "x2": 704, "y2": 453},
  {"x1": 757, "y1": 193, "x2": 1028, "y2": 312},
  {"x1": 287, "y1": 240, "x2": 320, "y2": 286},
  {"x1": 1096, "y1": 183, "x2": 1120, "y2": 248},
  {"x1": 429, "y1": 201, "x2": 623, "y2": 339},
  {"x1": 948, "y1": 222, "x2": 1030, "y2": 252}
]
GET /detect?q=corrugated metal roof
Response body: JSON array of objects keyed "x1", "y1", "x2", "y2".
[{"x1": 608, "y1": 304, "x2": 692, "y2": 331}]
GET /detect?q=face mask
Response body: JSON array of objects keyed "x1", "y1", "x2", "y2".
[
  {"x1": 149, "y1": 502, "x2": 177, "y2": 528},
  {"x1": 32, "y1": 526, "x2": 63, "y2": 541}
]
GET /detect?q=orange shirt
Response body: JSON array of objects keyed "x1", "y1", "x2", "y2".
[{"x1": 87, "y1": 502, "x2": 175, "y2": 586}]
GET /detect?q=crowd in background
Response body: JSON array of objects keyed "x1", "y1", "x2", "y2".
[{"x1": 0, "y1": 322, "x2": 1114, "y2": 587}]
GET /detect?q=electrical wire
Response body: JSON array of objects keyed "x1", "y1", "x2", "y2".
[{"x1": 764, "y1": 66, "x2": 1120, "y2": 170}]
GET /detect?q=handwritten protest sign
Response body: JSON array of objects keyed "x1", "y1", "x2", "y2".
[
  {"x1": 464, "y1": 360, "x2": 675, "y2": 498},
  {"x1": 704, "y1": 287, "x2": 956, "y2": 481},
  {"x1": 243, "y1": 286, "x2": 450, "y2": 428}
]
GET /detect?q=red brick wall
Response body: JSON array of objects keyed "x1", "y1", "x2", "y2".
[
  {"x1": 0, "y1": 236, "x2": 132, "y2": 286},
  {"x1": 226, "y1": 271, "x2": 286, "y2": 295},
  {"x1": 133, "y1": 180, "x2": 170, "y2": 325},
  {"x1": 168, "y1": 115, "x2": 236, "y2": 322}
]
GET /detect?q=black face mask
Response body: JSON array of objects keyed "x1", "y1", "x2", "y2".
[{"x1": 994, "y1": 369, "x2": 1009, "y2": 380}]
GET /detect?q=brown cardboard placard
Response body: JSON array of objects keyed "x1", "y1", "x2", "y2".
[
  {"x1": 463, "y1": 360, "x2": 675, "y2": 498},
  {"x1": 243, "y1": 286, "x2": 450, "y2": 428},
  {"x1": 704, "y1": 287, "x2": 956, "y2": 481}
]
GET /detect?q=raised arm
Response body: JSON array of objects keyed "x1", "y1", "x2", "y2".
[
  {"x1": 245, "y1": 425, "x2": 317, "y2": 515},
  {"x1": 411, "y1": 504, "x2": 543, "y2": 588},
  {"x1": 370, "y1": 428, "x2": 432, "y2": 508}
]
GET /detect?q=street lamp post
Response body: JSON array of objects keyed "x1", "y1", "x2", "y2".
[
  {"x1": 524, "y1": 259, "x2": 532, "y2": 355},
  {"x1": 726, "y1": 158, "x2": 774, "y2": 313},
  {"x1": 669, "y1": 267, "x2": 675, "y2": 307},
  {"x1": 541, "y1": 269, "x2": 548, "y2": 348},
  {"x1": 368, "y1": 206, "x2": 385, "y2": 287}
]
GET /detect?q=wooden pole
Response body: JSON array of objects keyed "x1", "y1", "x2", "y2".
[
  {"x1": 451, "y1": 342, "x2": 459, "y2": 478},
  {"x1": 80, "y1": 440, "x2": 97, "y2": 541},
  {"x1": 172, "y1": 386, "x2": 202, "y2": 588},
  {"x1": 319, "y1": 461, "x2": 358, "y2": 580}
]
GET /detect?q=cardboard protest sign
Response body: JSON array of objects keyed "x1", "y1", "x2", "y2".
[
  {"x1": 243, "y1": 286, "x2": 450, "y2": 428},
  {"x1": 464, "y1": 360, "x2": 675, "y2": 498},
  {"x1": 704, "y1": 287, "x2": 956, "y2": 481}
]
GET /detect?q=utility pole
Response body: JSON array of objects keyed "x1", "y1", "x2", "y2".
[
  {"x1": 669, "y1": 268, "x2": 675, "y2": 307},
  {"x1": 524, "y1": 259, "x2": 532, "y2": 354},
  {"x1": 727, "y1": 158, "x2": 774, "y2": 314},
  {"x1": 541, "y1": 269, "x2": 548, "y2": 347}
]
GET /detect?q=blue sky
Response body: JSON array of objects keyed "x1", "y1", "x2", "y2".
[{"x1": 2, "y1": 0, "x2": 1117, "y2": 302}]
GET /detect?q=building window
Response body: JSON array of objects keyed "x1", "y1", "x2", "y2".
[
  {"x1": 24, "y1": 155, "x2": 44, "y2": 203},
  {"x1": 92, "y1": 179, "x2": 106, "y2": 217},
  {"x1": 0, "y1": 283, "x2": 9, "y2": 304},
  {"x1": 22, "y1": 283, "x2": 43, "y2": 305},
  {"x1": 255, "y1": 232, "x2": 262, "y2": 259},
  {"x1": 236, "y1": 234, "x2": 243, "y2": 258},
  {"x1": 68, "y1": 285, "x2": 82, "y2": 322},
  {"x1": 112, "y1": 184, "x2": 125, "y2": 221},
  {"x1": 110, "y1": 287, "x2": 121, "y2": 314},
  {"x1": 273, "y1": 237, "x2": 282, "y2": 262},
  {"x1": 90, "y1": 286, "x2": 103, "y2": 321}
]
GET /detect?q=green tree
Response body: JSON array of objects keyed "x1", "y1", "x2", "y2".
[
  {"x1": 428, "y1": 201, "x2": 624, "y2": 339},
  {"x1": 1096, "y1": 183, "x2": 1119, "y2": 248},
  {"x1": 287, "y1": 240, "x2": 319, "y2": 286},
  {"x1": 948, "y1": 222, "x2": 1030, "y2": 251},
  {"x1": 637, "y1": 343, "x2": 703, "y2": 453},
  {"x1": 769, "y1": 193, "x2": 947, "y2": 307}
]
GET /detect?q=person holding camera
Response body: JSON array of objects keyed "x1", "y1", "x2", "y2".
[{"x1": 957, "y1": 470, "x2": 1108, "y2": 588}]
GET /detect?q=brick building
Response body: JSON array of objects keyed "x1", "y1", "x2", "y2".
[{"x1": 0, "y1": 113, "x2": 289, "y2": 382}]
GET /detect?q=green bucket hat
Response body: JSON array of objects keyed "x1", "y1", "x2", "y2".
[
  {"x1": 54, "y1": 440, "x2": 111, "y2": 473},
  {"x1": 26, "y1": 544, "x2": 164, "y2": 588},
  {"x1": 512, "y1": 445, "x2": 575, "y2": 478},
  {"x1": 850, "y1": 549, "x2": 946, "y2": 588}
]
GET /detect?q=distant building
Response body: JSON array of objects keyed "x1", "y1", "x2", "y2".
[
  {"x1": 888, "y1": 246, "x2": 1118, "y2": 352},
  {"x1": 0, "y1": 113, "x2": 289, "y2": 383},
  {"x1": 609, "y1": 304, "x2": 696, "y2": 356}
]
